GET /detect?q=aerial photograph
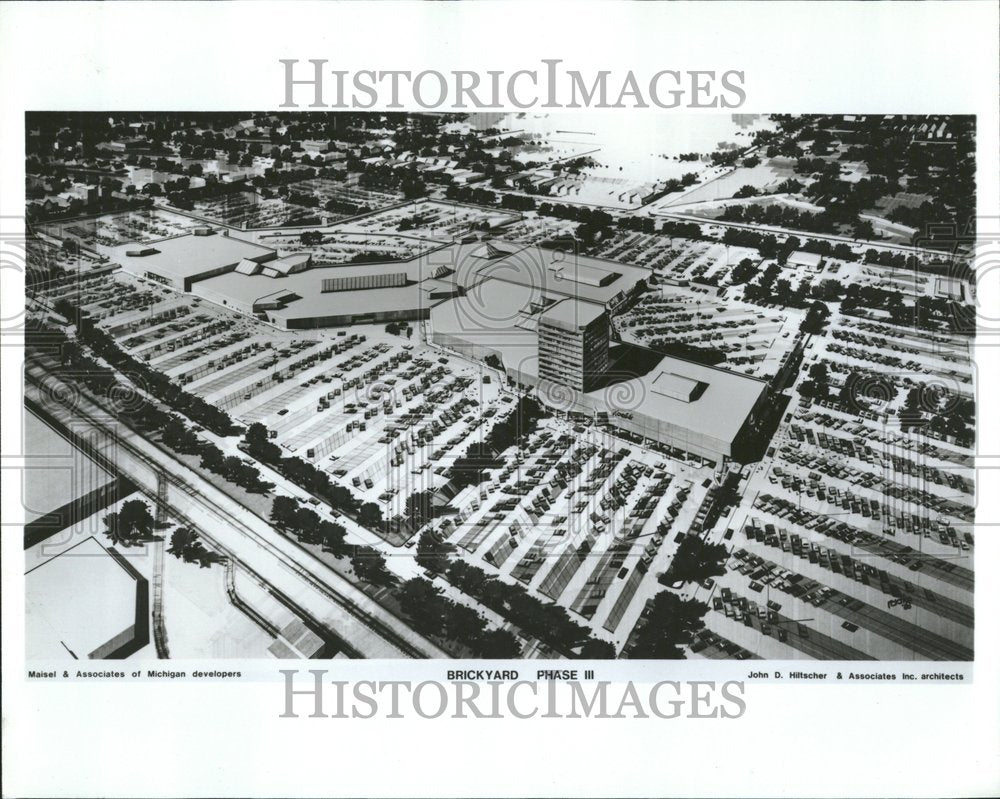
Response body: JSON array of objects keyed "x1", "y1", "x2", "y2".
[{"x1": 23, "y1": 111, "x2": 976, "y2": 661}]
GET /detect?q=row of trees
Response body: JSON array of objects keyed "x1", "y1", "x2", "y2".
[
  {"x1": 270, "y1": 495, "x2": 347, "y2": 551},
  {"x1": 721, "y1": 227, "x2": 854, "y2": 263},
  {"x1": 158, "y1": 416, "x2": 270, "y2": 493},
  {"x1": 357, "y1": 163, "x2": 427, "y2": 200},
  {"x1": 56, "y1": 298, "x2": 236, "y2": 435},
  {"x1": 54, "y1": 303, "x2": 383, "y2": 528},
  {"x1": 36, "y1": 323, "x2": 231, "y2": 478},
  {"x1": 270, "y1": 495, "x2": 395, "y2": 585},
  {"x1": 397, "y1": 577, "x2": 523, "y2": 658},
  {"x1": 720, "y1": 203, "x2": 856, "y2": 237},
  {"x1": 36, "y1": 321, "x2": 277, "y2": 512},
  {"x1": 443, "y1": 183, "x2": 500, "y2": 207},
  {"x1": 244, "y1": 423, "x2": 382, "y2": 525},
  {"x1": 899, "y1": 385, "x2": 975, "y2": 446},
  {"x1": 106, "y1": 499, "x2": 224, "y2": 568},
  {"x1": 415, "y1": 530, "x2": 615, "y2": 658}
]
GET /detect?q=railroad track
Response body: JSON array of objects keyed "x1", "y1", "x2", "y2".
[{"x1": 151, "y1": 472, "x2": 170, "y2": 659}]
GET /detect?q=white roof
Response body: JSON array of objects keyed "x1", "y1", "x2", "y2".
[
  {"x1": 788, "y1": 250, "x2": 823, "y2": 268},
  {"x1": 26, "y1": 537, "x2": 142, "y2": 659},
  {"x1": 235, "y1": 258, "x2": 261, "y2": 275}
]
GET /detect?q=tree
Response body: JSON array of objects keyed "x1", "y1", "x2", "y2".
[
  {"x1": 853, "y1": 218, "x2": 876, "y2": 240},
  {"x1": 775, "y1": 177, "x2": 804, "y2": 194},
  {"x1": 758, "y1": 234, "x2": 778, "y2": 260},
  {"x1": 292, "y1": 505, "x2": 322, "y2": 538},
  {"x1": 318, "y1": 520, "x2": 346, "y2": 552},
  {"x1": 808, "y1": 362, "x2": 829, "y2": 384},
  {"x1": 399, "y1": 172, "x2": 427, "y2": 200},
  {"x1": 729, "y1": 258, "x2": 757, "y2": 284},
  {"x1": 579, "y1": 639, "x2": 618, "y2": 659},
  {"x1": 243, "y1": 422, "x2": 281, "y2": 462},
  {"x1": 223, "y1": 455, "x2": 250, "y2": 483},
  {"x1": 475, "y1": 628, "x2": 522, "y2": 658},
  {"x1": 270, "y1": 496, "x2": 299, "y2": 527},
  {"x1": 200, "y1": 444, "x2": 226, "y2": 473},
  {"x1": 168, "y1": 525, "x2": 199, "y2": 556},
  {"x1": 350, "y1": 549, "x2": 396, "y2": 586},
  {"x1": 415, "y1": 528, "x2": 455, "y2": 573},
  {"x1": 801, "y1": 301, "x2": 831, "y2": 335},
  {"x1": 168, "y1": 526, "x2": 222, "y2": 567},
  {"x1": 245, "y1": 422, "x2": 270, "y2": 447},
  {"x1": 358, "y1": 502, "x2": 383, "y2": 528},
  {"x1": 398, "y1": 577, "x2": 447, "y2": 635},
  {"x1": 661, "y1": 536, "x2": 729, "y2": 585},
  {"x1": 628, "y1": 592, "x2": 708, "y2": 659},
  {"x1": 440, "y1": 601, "x2": 486, "y2": 642},
  {"x1": 404, "y1": 490, "x2": 438, "y2": 531},
  {"x1": 811, "y1": 279, "x2": 844, "y2": 301},
  {"x1": 161, "y1": 416, "x2": 199, "y2": 453},
  {"x1": 103, "y1": 498, "x2": 154, "y2": 547}
]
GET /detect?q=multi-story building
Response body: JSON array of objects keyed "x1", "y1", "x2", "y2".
[{"x1": 537, "y1": 298, "x2": 609, "y2": 392}]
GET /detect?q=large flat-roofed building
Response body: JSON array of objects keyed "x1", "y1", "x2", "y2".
[
  {"x1": 545, "y1": 349, "x2": 768, "y2": 465},
  {"x1": 430, "y1": 282, "x2": 770, "y2": 464},
  {"x1": 26, "y1": 536, "x2": 149, "y2": 660},
  {"x1": 458, "y1": 240, "x2": 649, "y2": 311},
  {"x1": 111, "y1": 229, "x2": 277, "y2": 291},
  {"x1": 537, "y1": 298, "x2": 609, "y2": 392},
  {"x1": 120, "y1": 234, "x2": 647, "y2": 332},
  {"x1": 192, "y1": 254, "x2": 461, "y2": 328},
  {"x1": 605, "y1": 358, "x2": 770, "y2": 463},
  {"x1": 787, "y1": 250, "x2": 824, "y2": 271}
]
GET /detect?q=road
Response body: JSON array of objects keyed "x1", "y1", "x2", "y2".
[
  {"x1": 649, "y1": 211, "x2": 936, "y2": 257},
  {"x1": 25, "y1": 357, "x2": 449, "y2": 659}
]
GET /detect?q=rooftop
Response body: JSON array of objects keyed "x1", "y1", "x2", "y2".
[
  {"x1": 651, "y1": 371, "x2": 703, "y2": 403},
  {"x1": 466, "y1": 240, "x2": 650, "y2": 306},
  {"x1": 788, "y1": 250, "x2": 823, "y2": 268},
  {"x1": 109, "y1": 231, "x2": 275, "y2": 281},
  {"x1": 26, "y1": 536, "x2": 145, "y2": 660},
  {"x1": 430, "y1": 276, "x2": 548, "y2": 346},
  {"x1": 180, "y1": 238, "x2": 646, "y2": 328},
  {"x1": 547, "y1": 259, "x2": 620, "y2": 287},
  {"x1": 605, "y1": 351, "x2": 767, "y2": 444},
  {"x1": 539, "y1": 297, "x2": 607, "y2": 332},
  {"x1": 193, "y1": 255, "x2": 446, "y2": 323}
]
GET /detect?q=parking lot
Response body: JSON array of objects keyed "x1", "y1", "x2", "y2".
[
  {"x1": 434, "y1": 418, "x2": 716, "y2": 643},
  {"x1": 616, "y1": 288, "x2": 803, "y2": 378}
]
